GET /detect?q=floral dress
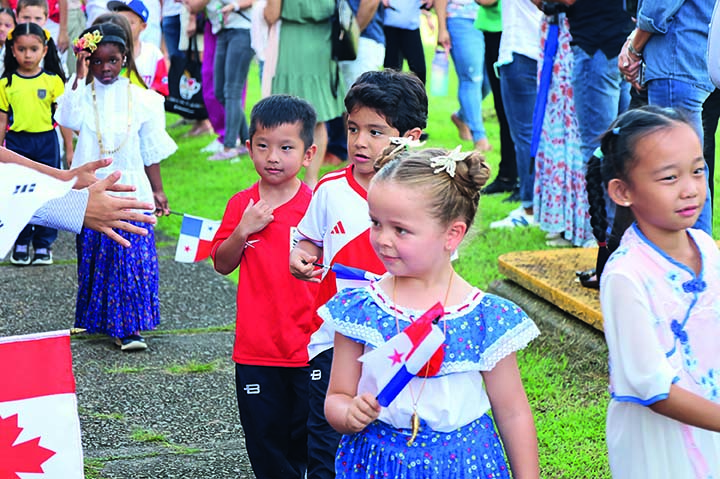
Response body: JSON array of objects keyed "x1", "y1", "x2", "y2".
[
  {"x1": 318, "y1": 283, "x2": 540, "y2": 479},
  {"x1": 532, "y1": 13, "x2": 593, "y2": 246},
  {"x1": 600, "y1": 225, "x2": 720, "y2": 478}
]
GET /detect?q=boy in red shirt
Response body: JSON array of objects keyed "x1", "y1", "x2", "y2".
[
  {"x1": 289, "y1": 70, "x2": 428, "y2": 479},
  {"x1": 211, "y1": 94, "x2": 319, "y2": 479}
]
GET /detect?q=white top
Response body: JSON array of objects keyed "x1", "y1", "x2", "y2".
[
  {"x1": 497, "y1": 0, "x2": 542, "y2": 67},
  {"x1": 135, "y1": 41, "x2": 164, "y2": 89},
  {"x1": 601, "y1": 225, "x2": 720, "y2": 478},
  {"x1": 162, "y1": 0, "x2": 184, "y2": 17},
  {"x1": 56, "y1": 77, "x2": 177, "y2": 205}
]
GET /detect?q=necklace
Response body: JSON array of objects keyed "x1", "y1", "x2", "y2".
[
  {"x1": 392, "y1": 270, "x2": 454, "y2": 446},
  {"x1": 92, "y1": 80, "x2": 132, "y2": 158}
]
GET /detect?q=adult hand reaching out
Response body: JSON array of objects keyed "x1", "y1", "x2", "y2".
[{"x1": 84, "y1": 171, "x2": 157, "y2": 247}]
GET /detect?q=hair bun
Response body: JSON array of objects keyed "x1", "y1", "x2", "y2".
[{"x1": 453, "y1": 151, "x2": 491, "y2": 200}]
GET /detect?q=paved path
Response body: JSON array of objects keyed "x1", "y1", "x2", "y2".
[{"x1": 1, "y1": 231, "x2": 255, "y2": 478}]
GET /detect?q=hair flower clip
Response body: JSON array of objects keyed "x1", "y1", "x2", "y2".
[
  {"x1": 72, "y1": 30, "x2": 103, "y2": 54},
  {"x1": 6, "y1": 29, "x2": 12, "y2": 41},
  {"x1": 387, "y1": 136, "x2": 426, "y2": 157},
  {"x1": 430, "y1": 145, "x2": 465, "y2": 178}
]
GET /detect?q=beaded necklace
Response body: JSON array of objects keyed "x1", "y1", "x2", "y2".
[{"x1": 92, "y1": 80, "x2": 132, "y2": 157}]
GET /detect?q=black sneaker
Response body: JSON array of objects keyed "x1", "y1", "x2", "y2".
[
  {"x1": 114, "y1": 334, "x2": 148, "y2": 351},
  {"x1": 502, "y1": 188, "x2": 521, "y2": 203},
  {"x1": 31, "y1": 248, "x2": 53, "y2": 265},
  {"x1": 482, "y1": 177, "x2": 517, "y2": 195},
  {"x1": 10, "y1": 244, "x2": 31, "y2": 266}
]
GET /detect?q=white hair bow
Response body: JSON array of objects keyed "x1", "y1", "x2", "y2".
[
  {"x1": 387, "y1": 136, "x2": 426, "y2": 157},
  {"x1": 430, "y1": 145, "x2": 465, "y2": 178}
]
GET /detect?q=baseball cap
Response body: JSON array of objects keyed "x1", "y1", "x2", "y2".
[{"x1": 107, "y1": 0, "x2": 149, "y2": 23}]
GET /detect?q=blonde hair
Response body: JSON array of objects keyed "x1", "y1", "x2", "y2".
[{"x1": 372, "y1": 146, "x2": 491, "y2": 229}]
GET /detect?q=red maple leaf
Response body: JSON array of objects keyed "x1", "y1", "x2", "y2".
[{"x1": 0, "y1": 414, "x2": 55, "y2": 479}]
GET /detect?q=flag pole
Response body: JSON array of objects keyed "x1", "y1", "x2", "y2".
[{"x1": 168, "y1": 210, "x2": 185, "y2": 217}]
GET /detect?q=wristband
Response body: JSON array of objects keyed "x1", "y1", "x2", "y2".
[{"x1": 627, "y1": 41, "x2": 643, "y2": 59}]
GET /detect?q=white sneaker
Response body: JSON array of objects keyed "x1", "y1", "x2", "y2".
[
  {"x1": 490, "y1": 206, "x2": 536, "y2": 229},
  {"x1": 201, "y1": 140, "x2": 224, "y2": 153}
]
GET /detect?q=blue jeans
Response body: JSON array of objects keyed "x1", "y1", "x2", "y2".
[
  {"x1": 214, "y1": 28, "x2": 253, "y2": 148},
  {"x1": 572, "y1": 46, "x2": 630, "y2": 230},
  {"x1": 648, "y1": 78, "x2": 713, "y2": 234},
  {"x1": 499, "y1": 54, "x2": 537, "y2": 208},
  {"x1": 447, "y1": 17, "x2": 489, "y2": 142},
  {"x1": 162, "y1": 14, "x2": 181, "y2": 59}
]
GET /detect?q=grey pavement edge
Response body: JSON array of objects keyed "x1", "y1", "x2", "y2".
[{"x1": 1, "y1": 231, "x2": 255, "y2": 478}]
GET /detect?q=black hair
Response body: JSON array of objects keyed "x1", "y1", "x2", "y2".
[
  {"x1": 248, "y1": 94, "x2": 317, "y2": 150},
  {"x1": 344, "y1": 69, "x2": 428, "y2": 135},
  {"x1": 91, "y1": 13, "x2": 147, "y2": 88},
  {"x1": 586, "y1": 105, "x2": 691, "y2": 246},
  {"x1": 0, "y1": 7, "x2": 16, "y2": 23},
  {"x1": 77, "y1": 22, "x2": 143, "y2": 86},
  {"x1": 15, "y1": 0, "x2": 48, "y2": 16},
  {"x1": 3, "y1": 22, "x2": 66, "y2": 85}
]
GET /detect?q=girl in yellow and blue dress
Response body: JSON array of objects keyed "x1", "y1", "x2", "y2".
[
  {"x1": 323, "y1": 145, "x2": 540, "y2": 478},
  {"x1": 1, "y1": 22, "x2": 66, "y2": 266}
]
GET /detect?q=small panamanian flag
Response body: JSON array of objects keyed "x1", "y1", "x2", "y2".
[{"x1": 174, "y1": 214, "x2": 221, "y2": 263}]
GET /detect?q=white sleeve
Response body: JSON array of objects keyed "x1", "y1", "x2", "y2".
[
  {"x1": 294, "y1": 185, "x2": 329, "y2": 248},
  {"x1": 601, "y1": 271, "x2": 678, "y2": 405},
  {"x1": 30, "y1": 189, "x2": 88, "y2": 234},
  {"x1": 138, "y1": 89, "x2": 177, "y2": 166},
  {"x1": 55, "y1": 75, "x2": 87, "y2": 132}
]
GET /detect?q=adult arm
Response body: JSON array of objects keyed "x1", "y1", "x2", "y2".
[
  {"x1": 183, "y1": 0, "x2": 210, "y2": 15},
  {"x1": 355, "y1": 0, "x2": 380, "y2": 32},
  {"x1": 289, "y1": 239, "x2": 324, "y2": 282},
  {"x1": 483, "y1": 353, "x2": 540, "y2": 479},
  {"x1": 325, "y1": 332, "x2": 381, "y2": 434},
  {"x1": 264, "y1": 0, "x2": 281, "y2": 25},
  {"x1": 33, "y1": 172, "x2": 157, "y2": 247},
  {"x1": 57, "y1": 0, "x2": 69, "y2": 52},
  {"x1": 434, "y1": 0, "x2": 450, "y2": 51}
]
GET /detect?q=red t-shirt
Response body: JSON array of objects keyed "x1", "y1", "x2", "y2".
[{"x1": 211, "y1": 182, "x2": 318, "y2": 367}]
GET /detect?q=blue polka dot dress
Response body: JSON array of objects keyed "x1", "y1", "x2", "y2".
[{"x1": 318, "y1": 284, "x2": 540, "y2": 479}]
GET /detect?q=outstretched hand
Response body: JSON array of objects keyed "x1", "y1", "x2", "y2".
[{"x1": 84, "y1": 171, "x2": 157, "y2": 247}]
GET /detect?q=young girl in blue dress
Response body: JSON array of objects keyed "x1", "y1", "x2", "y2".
[
  {"x1": 57, "y1": 22, "x2": 176, "y2": 351},
  {"x1": 322, "y1": 146, "x2": 541, "y2": 478},
  {"x1": 1, "y1": 22, "x2": 66, "y2": 265}
]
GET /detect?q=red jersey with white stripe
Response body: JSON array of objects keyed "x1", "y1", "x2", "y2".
[{"x1": 295, "y1": 165, "x2": 386, "y2": 358}]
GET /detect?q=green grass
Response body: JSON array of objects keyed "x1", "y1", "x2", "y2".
[
  {"x1": 165, "y1": 359, "x2": 221, "y2": 375},
  {"x1": 155, "y1": 44, "x2": 720, "y2": 476},
  {"x1": 130, "y1": 428, "x2": 168, "y2": 443}
]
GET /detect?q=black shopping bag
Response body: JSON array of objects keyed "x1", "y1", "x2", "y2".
[{"x1": 165, "y1": 37, "x2": 208, "y2": 120}]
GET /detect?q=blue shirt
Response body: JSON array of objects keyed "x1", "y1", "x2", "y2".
[
  {"x1": 638, "y1": 0, "x2": 713, "y2": 92},
  {"x1": 383, "y1": 0, "x2": 420, "y2": 30},
  {"x1": 349, "y1": 0, "x2": 384, "y2": 44}
]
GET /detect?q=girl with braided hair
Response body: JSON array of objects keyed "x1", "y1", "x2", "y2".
[
  {"x1": 322, "y1": 145, "x2": 540, "y2": 478},
  {"x1": 588, "y1": 105, "x2": 720, "y2": 476}
]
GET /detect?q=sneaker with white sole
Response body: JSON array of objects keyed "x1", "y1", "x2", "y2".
[
  {"x1": 201, "y1": 139, "x2": 224, "y2": 153},
  {"x1": 115, "y1": 334, "x2": 148, "y2": 351},
  {"x1": 10, "y1": 244, "x2": 31, "y2": 265},
  {"x1": 31, "y1": 248, "x2": 53, "y2": 265},
  {"x1": 490, "y1": 206, "x2": 536, "y2": 229}
]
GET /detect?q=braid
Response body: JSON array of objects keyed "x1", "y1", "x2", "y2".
[{"x1": 586, "y1": 153, "x2": 608, "y2": 245}]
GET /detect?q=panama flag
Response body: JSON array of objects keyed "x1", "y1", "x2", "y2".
[
  {"x1": 0, "y1": 163, "x2": 75, "y2": 258},
  {"x1": 174, "y1": 214, "x2": 221, "y2": 263},
  {"x1": 360, "y1": 302, "x2": 446, "y2": 407},
  {"x1": 331, "y1": 263, "x2": 382, "y2": 292},
  {"x1": 0, "y1": 330, "x2": 84, "y2": 478}
]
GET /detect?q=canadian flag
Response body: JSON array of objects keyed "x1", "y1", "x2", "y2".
[
  {"x1": 0, "y1": 330, "x2": 84, "y2": 478},
  {"x1": 174, "y1": 214, "x2": 221, "y2": 263}
]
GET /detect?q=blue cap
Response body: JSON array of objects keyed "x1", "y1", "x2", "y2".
[{"x1": 107, "y1": 0, "x2": 149, "y2": 23}]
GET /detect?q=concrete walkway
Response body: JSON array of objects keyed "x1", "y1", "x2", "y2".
[{"x1": 1, "y1": 231, "x2": 254, "y2": 478}]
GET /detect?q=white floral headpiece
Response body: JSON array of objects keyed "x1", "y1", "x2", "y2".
[
  {"x1": 430, "y1": 145, "x2": 465, "y2": 178},
  {"x1": 387, "y1": 136, "x2": 426, "y2": 157}
]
